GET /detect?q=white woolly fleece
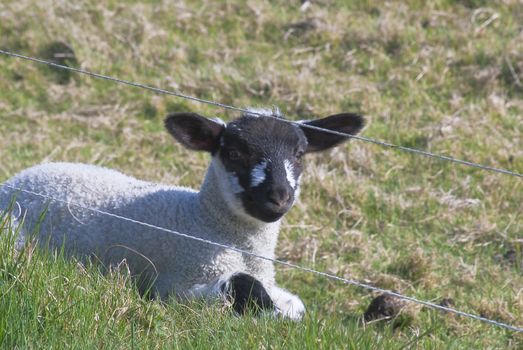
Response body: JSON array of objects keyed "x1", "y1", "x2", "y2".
[{"x1": 0, "y1": 161, "x2": 304, "y2": 319}]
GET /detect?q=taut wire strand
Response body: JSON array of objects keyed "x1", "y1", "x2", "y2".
[
  {"x1": 1, "y1": 182, "x2": 522, "y2": 333},
  {"x1": 0, "y1": 48, "x2": 521, "y2": 178}
]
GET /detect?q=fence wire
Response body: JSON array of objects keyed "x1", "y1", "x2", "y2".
[
  {"x1": 0, "y1": 49, "x2": 521, "y2": 178},
  {"x1": 1, "y1": 48, "x2": 523, "y2": 333},
  {"x1": 1, "y1": 182, "x2": 522, "y2": 333}
]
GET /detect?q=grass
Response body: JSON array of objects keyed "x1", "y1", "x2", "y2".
[{"x1": 0, "y1": 0, "x2": 522, "y2": 348}]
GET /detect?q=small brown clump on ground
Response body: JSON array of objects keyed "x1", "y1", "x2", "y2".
[{"x1": 364, "y1": 293, "x2": 407, "y2": 322}]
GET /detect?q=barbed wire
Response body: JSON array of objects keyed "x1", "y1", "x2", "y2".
[
  {"x1": 1, "y1": 182, "x2": 522, "y2": 333},
  {"x1": 0, "y1": 48, "x2": 521, "y2": 178}
]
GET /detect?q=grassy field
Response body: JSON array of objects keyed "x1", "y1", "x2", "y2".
[{"x1": 1, "y1": 0, "x2": 522, "y2": 348}]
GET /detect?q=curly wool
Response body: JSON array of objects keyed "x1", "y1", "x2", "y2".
[{"x1": 0, "y1": 160, "x2": 281, "y2": 298}]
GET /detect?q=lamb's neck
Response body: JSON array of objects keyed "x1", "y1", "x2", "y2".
[{"x1": 197, "y1": 159, "x2": 280, "y2": 245}]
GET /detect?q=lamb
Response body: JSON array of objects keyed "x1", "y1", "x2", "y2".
[{"x1": 0, "y1": 108, "x2": 364, "y2": 320}]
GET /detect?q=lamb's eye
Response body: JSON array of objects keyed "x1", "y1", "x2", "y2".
[
  {"x1": 295, "y1": 150, "x2": 304, "y2": 160},
  {"x1": 228, "y1": 150, "x2": 242, "y2": 161}
]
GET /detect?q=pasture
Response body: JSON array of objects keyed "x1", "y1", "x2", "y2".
[{"x1": 0, "y1": 0, "x2": 522, "y2": 348}]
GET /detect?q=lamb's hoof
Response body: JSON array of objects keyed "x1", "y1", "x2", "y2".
[
  {"x1": 274, "y1": 294, "x2": 305, "y2": 321},
  {"x1": 224, "y1": 273, "x2": 275, "y2": 315}
]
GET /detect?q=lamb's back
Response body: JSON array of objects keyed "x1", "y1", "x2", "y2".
[
  {"x1": 0, "y1": 162, "x2": 254, "y2": 296},
  {"x1": 0, "y1": 162, "x2": 197, "y2": 255},
  {"x1": 2, "y1": 162, "x2": 160, "y2": 205}
]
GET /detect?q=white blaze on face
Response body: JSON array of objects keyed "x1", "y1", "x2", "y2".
[
  {"x1": 250, "y1": 160, "x2": 268, "y2": 187},
  {"x1": 284, "y1": 159, "x2": 296, "y2": 189}
]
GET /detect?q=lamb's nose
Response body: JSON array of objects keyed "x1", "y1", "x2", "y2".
[{"x1": 267, "y1": 187, "x2": 291, "y2": 208}]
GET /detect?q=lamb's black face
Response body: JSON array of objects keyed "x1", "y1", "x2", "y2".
[
  {"x1": 165, "y1": 109, "x2": 365, "y2": 224},
  {"x1": 219, "y1": 117, "x2": 307, "y2": 222}
]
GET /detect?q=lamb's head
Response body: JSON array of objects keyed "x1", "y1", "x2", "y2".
[{"x1": 165, "y1": 108, "x2": 365, "y2": 223}]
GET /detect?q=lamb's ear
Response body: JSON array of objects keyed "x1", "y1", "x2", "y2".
[
  {"x1": 299, "y1": 113, "x2": 365, "y2": 153},
  {"x1": 164, "y1": 113, "x2": 225, "y2": 153}
]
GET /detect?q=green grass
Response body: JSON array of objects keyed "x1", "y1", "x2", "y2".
[
  {"x1": 0, "y1": 213, "x2": 511, "y2": 349},
  {"x1": 0, "y1": 0, "x2": 522, "y2": 348}
]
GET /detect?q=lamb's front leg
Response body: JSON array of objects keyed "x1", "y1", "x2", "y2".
[
  {"x1": 187, "y1": 272, "x2": 275, "y2": 315},
  {"x1": 269, "y1": 285, "x2": 306, "y2": 321}
]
